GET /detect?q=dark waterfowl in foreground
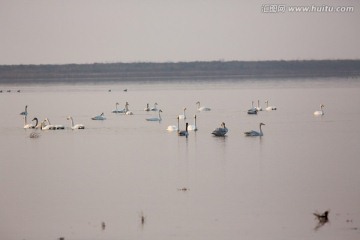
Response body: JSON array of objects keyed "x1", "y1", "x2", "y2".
[{"x1": 211, "y1": 122, "x2": 228, "y2": 136}]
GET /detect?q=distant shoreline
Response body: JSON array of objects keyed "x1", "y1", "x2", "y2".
[{"x1": 1, "y1": 60, "x2": 360, "y2": 83}]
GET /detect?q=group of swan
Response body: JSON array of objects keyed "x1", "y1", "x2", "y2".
[
  {"x1": 111, "y1": 102, "x2": 133, "y2": 115},
  {"x1": 21, "y1": 105, "x2": 85, "y2": 130},
  {"x1": 248, "y1": 100, "x2": 277, "y2": 114},
  {"x1": 26, "y1": 117, "x2": 84, "y2": 130},
  {"x1": 211, "y1": 122, "x2": 265, "y2": 137},
  {"x1": 144, "y1": 103, "x2": 159, "y2": 112}
]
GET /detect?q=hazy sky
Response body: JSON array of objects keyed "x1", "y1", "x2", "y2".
[{"x1": 0, "y1": 0, "x2": 359, "y2": 65}]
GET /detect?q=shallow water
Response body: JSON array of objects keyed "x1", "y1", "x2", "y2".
[{"x1": 1, "y1": 78, "x2": 360, "y2": 240}]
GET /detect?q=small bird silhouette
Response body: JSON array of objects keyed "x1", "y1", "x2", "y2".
[
  {"x1": 101, "y1": 222, "x2": 106, "y2": 231},
  {"x1": 313, "y1": 210, "x2": 329, "y2": 231}
]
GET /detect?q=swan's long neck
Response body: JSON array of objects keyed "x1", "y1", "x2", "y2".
[
  {"x1": 252, "y1": 101, "x2": 254, "y2": 108},
  {"x1": 266, "y1": 101, "x2": 269, "y2": 107},
  {"x1": 257, "y1": 100, "x2": 260, "y2": 107},
  {"x1": 24, "y1": 115, "x2": 28, "y2": 125},
  {"x1": 158, "y1": 111, "x2": 161, "y2": 119},
  {"x1": 33, "y1": 118, "x2": 38, "y2": 127},
  {"x1": 125, "y1": 103, "x2": 129, "y2": 111},
  {"x1": 69, "y1": 117, "x2": 74, "y2": 127},
  {"x1": 177, "y1": 117, "x2": 180, "y2": 132},
  {"x1": 183, "y1": 109, "x2": 186, "y2": 118},
  {"x1": 194, "y1": 116, "x2": 197, "y2": 127},
  {"x1": 259, "y1": 124, "x2": 263, "y2": 135},
  {"x1": 46, "y1": 118, "x2": 51, "y2": 125}
]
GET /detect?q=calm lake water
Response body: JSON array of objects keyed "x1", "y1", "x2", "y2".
[{"x1": 1, "y1": 77, "x2": 360, "y2": 240}]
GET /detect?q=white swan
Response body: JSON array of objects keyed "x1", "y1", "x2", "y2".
[
  {"x1": 166, "y1": 116, "x2": 180, "y2": 132},
  {"x1": 92, "y1": 112, "x2": 106, "y2": 120},
  {"x1": 45, "y1": 118, "x2": 65, "y2": 130},
  {"x1": 211, "y1": 122, "x2": 228, "y2": 136},
  {"x1": 247, "y1": 101, "x2": 258, "y2": 114},
  {"x1": 150, "y1": 103, "x2": 158, "y2": 111},
  {"x1": 144, "y1": 103, "x2": 150, "y2": 111},
  {"x1": 23, "y1": 115, "x2": 35, "y2": 129},
  {"x1": 178, "y1": 122, "x2": 189, "y2": 138},
  {"x1": 196, "y1": 101, "x2": 211, "y2": 111},
  {"x1": 314, "y1": 104, "x2": 325, "y2": 116},
  {"x1": 146, "y1": 109, "x2": 162, "y2": 121},
  {"x1": 265, "y1": 100, "x2": 277, "y2": 111},
  {"x1": 244, "y1": 123, "x2": 265, "y2": 136},
  {"x1": 125, "y1": 102, "x2": 133, "y2": 115},
  {"x1": 20, "y1": 105, "x2": 28, "y2": 116},
  {"x1": 41, "y1": 119, "x2": 56, "y2": 130},
  {"x1": 178, "y1": 107, "x2": 187, "y2": 120},
  {"x1": 112, "y1": 102, "x2": 126, "y2": 113},
  {"x1": 255, "y1": 100, "x2": 263, "y2": 111},
  {"x1": 67, "y1": 116, "x2": 85, "y2": 129},
  {"x1": 188, "y1": 115, "x2": 198, "y2": 131}
]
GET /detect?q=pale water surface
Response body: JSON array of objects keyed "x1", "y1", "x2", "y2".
[{"x1": 0, "y1": 78, "x2": 360, "y2": 240}]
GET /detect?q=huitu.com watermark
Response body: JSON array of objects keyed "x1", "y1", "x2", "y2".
[{"x1": 261, "y1": 4, "x2": 355, "y2": 13}]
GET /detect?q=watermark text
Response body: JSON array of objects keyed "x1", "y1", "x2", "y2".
[{"x1": 261, "y1": 4, "x2": 354, "y2": 13}]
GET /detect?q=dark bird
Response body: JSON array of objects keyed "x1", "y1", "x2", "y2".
[
  {"x1": 313, "y1": 210, "x2": 329, "y2": 231},
  {"x1": 178, "y1": 122, "x2": 189, "y2": 138},
  {"x1": 101, "y1": 221, "x2": 106, "y2": 230}
]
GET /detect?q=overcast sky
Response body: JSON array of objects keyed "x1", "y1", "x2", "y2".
[{"x1": 0, "y1": 0, "x2": 359, "y2": 65}]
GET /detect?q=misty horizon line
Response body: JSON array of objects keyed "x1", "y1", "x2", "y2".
[{"x1": 1, "y1": 58, "x2": 360, "y2": 67}]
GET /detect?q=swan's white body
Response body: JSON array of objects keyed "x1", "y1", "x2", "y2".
[
  {"x1": 112, "y1": 102, "x2": 126, "y2": 113},
  {"x1": 167, "y1": 117, "x2": 179, "y2": 132},
  {"x1": 144, "y1": 103, "x2": 150, "y2": 111},
  {"x1": 92, "y1": 113, "x2": 106, "y2": 120},
  {"x1": 196, "y1": 101, "x2": 211, "y2": 111},
  {"x1": 67, "y1": 116, "x2": 85, "y2": 129},
  {"x1": 146, "y1": 110, "x2": 162, "y2": 121},
  {"x1": 178, "y1": 122, "x2": 189, "y2": 138},
  {"x1": 187, "y1": 115, "x2": 198, "y2": 131},
  {"x1": 20, "y1": 105, "x2": 28, "y2": 116},
  {"x1": 248, "y1": 101, "x2": 258, "y2": 114},
  {"x1": 265, "y1": 100, "x2": 277, "y2": 111},
  {"x1": 255, "y1": 100, "x2": 263, "y2": 111},
  {"x1": 178, "y1": 108, "x2": 187, "y2": 120},
  {"x1": 125, "y1": 102, "x2": 133, "y2": 115},
  {"x1": 150, "y1": 103, "x2": 158, "y2": 111},
  {"x1": 44, "y1": 118, "x2": 65, "y2": 130},
  {"x1": 41, "y1": 119, "x2": 56, "y2": 130},
  {"x1": 244, "y1": 123, "x2": 265, "y2": 136},
  {"x1": 314, "y1": 104, "x2": 325, "y2": 116},
  {"x1": 23, "y1": 115, "x2": 35, "y2": 129},
  {"x1": 212, "y1": 122, "x2": 228, "y2": 136}
]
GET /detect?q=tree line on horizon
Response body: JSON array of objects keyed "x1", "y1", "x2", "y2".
[{"x1": 0, "y1": 60, "x2": 359, "y2": 83}]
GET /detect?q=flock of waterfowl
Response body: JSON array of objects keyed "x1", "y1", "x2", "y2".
[{"x1": 20, "y1": 100, "x2": 325, "y2": 138}]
